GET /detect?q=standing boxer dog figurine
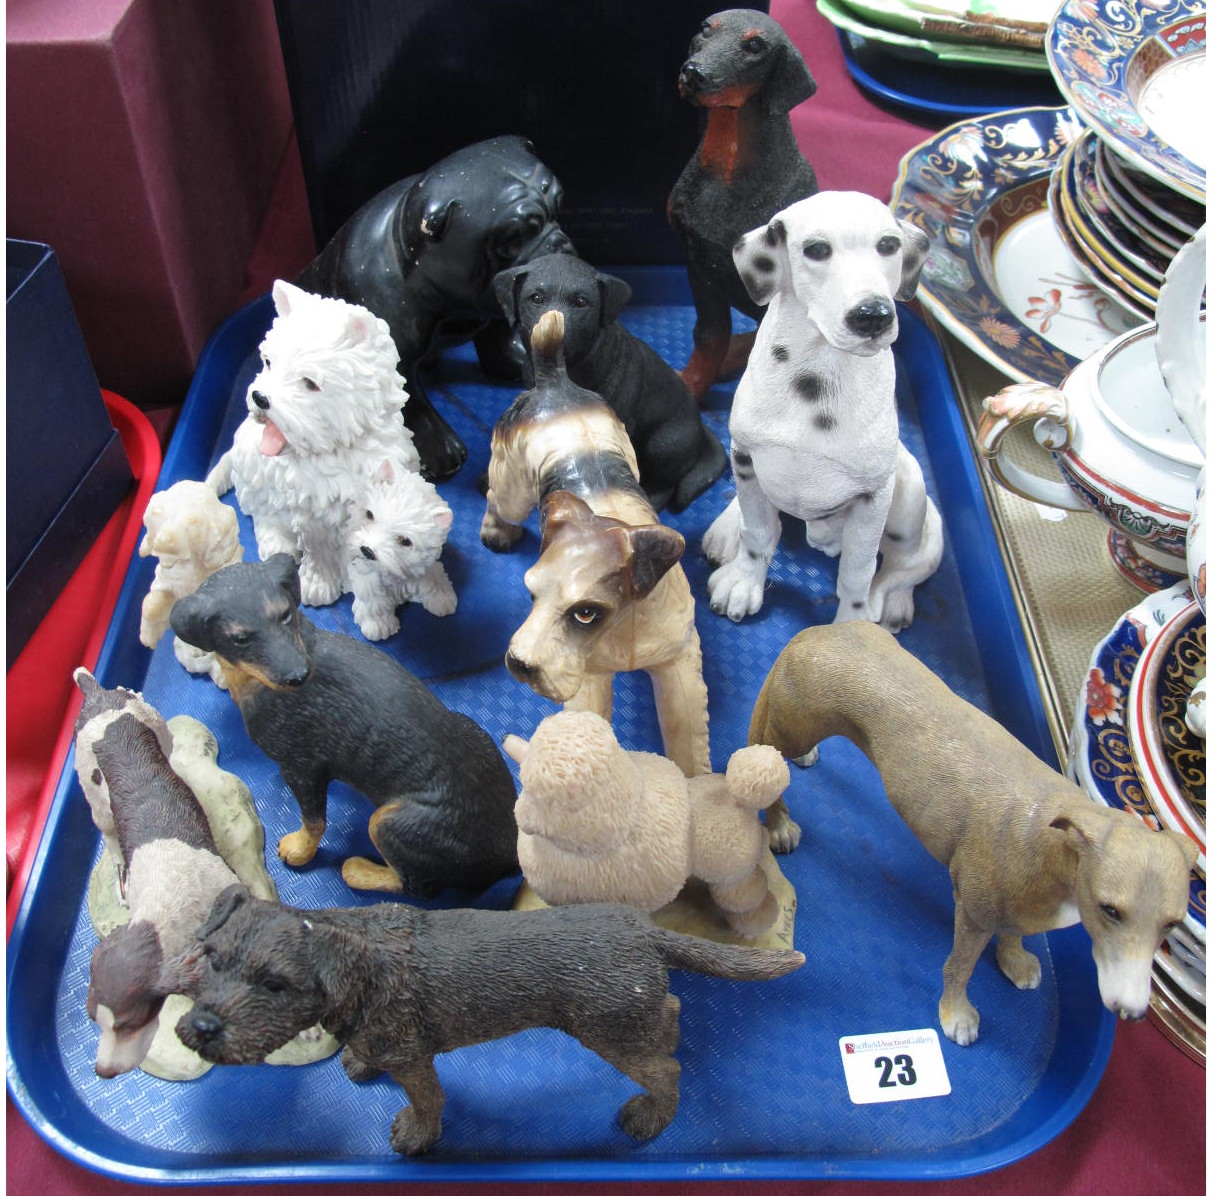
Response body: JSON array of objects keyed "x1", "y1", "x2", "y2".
[
  {"x1": 481, "y1": 310, "x2": 712, "y2": 778},
  {"x1": 668, "y1": 8, "x2": 818, "y2": 399},
  {"x1": 702, "y1": 191, "x2": 942, "y2": 630},
  {"x1": 748, "y1": 622, "x2": 1197, "y2": 1044}
]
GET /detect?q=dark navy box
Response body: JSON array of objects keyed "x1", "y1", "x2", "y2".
[
  {"x1": 273, "y1": 0, "x2": 765, "y2": 265},
  {"x1": 6, "y1": 239, "x2": 133, "y2": 666}
]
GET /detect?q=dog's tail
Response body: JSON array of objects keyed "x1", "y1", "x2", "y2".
[
  {"x1": 206, "y1": 451, "x2": 234, "y2": 496},
  {"x1": 652, "y1": 926, "x2": 803, "y2": 982},
  {"x1": 528, "y1": 309, "x2": 568, "y2": 387}
]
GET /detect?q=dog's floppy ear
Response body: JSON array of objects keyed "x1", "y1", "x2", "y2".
[
  {"x1": 493, "y1": 263, "x2": 530, "y2": 326},
  {"x1": 761, "y1": 36, "x2": 817, "y2": 115},
  {"x1": 263, "y1": 553, "x2": 302, "y2": 607},
  {"x1": 196, "y1": 883, "x2": 251, "y2": 940},
  {"x1": 732, "y1": 218, "x2": 790, "y2": 307},
  {"x1": 621, "y1": 523, "x2": 686, "y2": 599},
  {"x1": 170, "y1": 590, "x2": 218, "y2": 652},
  {"x1": 595, "y1": 271, "x2": 632, "y2": 327},
  {"x1": 895, "y1": 220, "x2": 931, "y2": 302}
]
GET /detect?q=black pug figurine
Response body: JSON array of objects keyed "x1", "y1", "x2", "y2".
[
  {"x1": 296, "y1": 135, "x2": 573, "y2": 481},
  {"x1": 169, "y1": 555, "x2": 519, "y2": 898},
  {"x1": 667, "y1": 9, "x2": 818, "y2": 400},
  {"x1": 494, "y1": 253, "x2": 728, "y2": 512}
]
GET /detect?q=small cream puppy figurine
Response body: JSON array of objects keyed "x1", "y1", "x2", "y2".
[
  {"x1": 139, "y1": 480, "x2": 244, "y2": 687},
  {"x1": 748, "y1": 621, "x2": 1198, "y2": 1045},
  {"x1": 504, "y1": 710, "x2": 790, "y2": 939}
]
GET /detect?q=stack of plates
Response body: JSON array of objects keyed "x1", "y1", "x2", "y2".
[
  {"x1": 1046, "y1": 0, "x2": 1207, "y2": 320},
  {"x1": 1070, "y1": 581, "x2": 1207, "y2": 1063},
  {"x1": 817, "y1": 0, "x2": 1065, "y2": 118}
]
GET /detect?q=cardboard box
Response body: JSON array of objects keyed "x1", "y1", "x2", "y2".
[{"x1": 6, "y1": 240, "x2": 133, "y2": 666}]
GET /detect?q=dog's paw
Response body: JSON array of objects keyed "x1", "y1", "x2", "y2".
[
  {"x1": 832, "y1": 598, "x2": 879, "y2": 626},
  {"x1": 791, "y1": 746, "x2": 819, "y2": 769},
  {"x1": 707, "y1": 559, "x2": 766, "y2": 622},
  {"x1": 766, "y1": 810, "x2": 803, "y2": 855},
  {"x1": 701, "y1": 501, "x2": 741, "y2": 566},
  {"x1": 389, "y1": 1107, "x2": 441, "y2": 1156},
  {"x1": 618, "y1": 1092, "x2": 676, "y2": 1141},
  {"x1": 939, "y1": 998, "x2": 980, "y2": 1047},
  {"x1": 420, "y1": 572, "x2": 457, "y2": 617},
  {"x1": 355, "y1": 610, "x2": 401, "y2": 642},
  {"x1": 278, "y1": 828, "x2": 320, "y2": 867},
  {"x1": 878, "y1": 590, "x2": 915, "y2": 634},
  {"x1": 479, "y1": 516, "x2": 525, "y2": 554},
  {"x1": 996, "y1": 939, "x2": 1042, "y2": 990},
  {"x1": 298, "y1": 564, "x2": 342, "y2": 608},
  {"x1": 340, "y1": 1045, "x2": 383, "y2": 1083}
]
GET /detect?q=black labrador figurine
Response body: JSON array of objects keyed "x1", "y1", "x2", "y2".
[
  {"x1": 176, "y1": 886, "x2": 804, "y2": 1155},
  {"x1": 667, "y1": 9, "x2": 818, "y2": 400},
  {"x1": 296, "y1": 135, "x2": 573, "y2": 480},
  {"x1": 494, "y1": 253, "x2": 728, "y2": 512},
  {"x1": 169, "y1": 555, "x2": 519, "y2": 898}
]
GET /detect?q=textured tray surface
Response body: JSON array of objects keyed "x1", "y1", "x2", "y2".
[{"x1": 6, "y1": 281, "x2": 1111, "y2": 1182}]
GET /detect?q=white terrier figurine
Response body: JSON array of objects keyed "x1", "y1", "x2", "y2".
[
  {"x1": 139, "y1": 480, "x2": 245, "y2": 687},
  {"x1": 345, "y1": 459, "x2": 457, "y2": 640},
  {"x1": 209, "y1": 280, "x2": 422, "y2": 607}
]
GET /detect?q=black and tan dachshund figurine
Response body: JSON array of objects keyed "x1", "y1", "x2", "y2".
[
  {"x1": 668, "y1": 8, "x2": 818, "y2": 399},
  {"x1": 176, "y1": 886, "x2": 804, "y2": 1155},
  {"x1": 169, "y1": 555, "x2": 519, "y2": 897}
]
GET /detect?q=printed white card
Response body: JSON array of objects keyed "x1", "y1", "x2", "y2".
[{"x1": 838, "y1": 1028, "x2": 951, "y2": 1105}]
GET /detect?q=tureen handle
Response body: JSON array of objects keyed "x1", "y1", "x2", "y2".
[
  {"x1": 1154, "y1": 224, "x2": 1206, "y2": 458},
  {"x1": 976, "y1": 381, "x2": 1089, "y2": 512}
]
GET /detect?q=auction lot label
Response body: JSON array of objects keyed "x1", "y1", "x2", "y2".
[{"x1": 838, "y1": 1028, "x2": 951, "y2": 1104}]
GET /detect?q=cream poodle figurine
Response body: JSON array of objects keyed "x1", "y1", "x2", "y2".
[
  {"x1": 139, "y1": 480, "x2": 245, "y2": 686},
  {"x1": 504, "y1": 710, "x2": 790, "y2": 939}
]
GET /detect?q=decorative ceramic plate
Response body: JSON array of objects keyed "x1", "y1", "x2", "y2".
[
  {"x1": 1127, "y1": 600, "x2": 1207, "y2": 864},
  {"x1": 817, "y1": 0, "x2": 1048, "y2": 69},
  {"x1": 1069, "y1": 581, "x2": 1206, "y2": 941},
  {"x1": 1048, "y1": 154, "x2": 1158, "y2": 320},
  {"x1": 1092, "y1": 141, "x2": 1187, "y2": 255},
  {"x1": 1149, "y1": 956, "x2": 1206, "y2": 1062},
  {"x1": 1066, "y1": 131, "x2": 1171, "y2": 283},
  {"x1": 892, "y1": 105, "x2": 1145, "y2": 387},
  {"x1": 841, "y1": 0, "x2": 1055, "y2": 45},
  {"x1": 1046, "y1": 0, "x2": 1207, "y2": 203},
  {"x1": 1102, "y1": 144, "x2": 1206, "y2": 238},
  {"x1": 1157, "y1": 933, "x2": 1208, "y2": 1005}
]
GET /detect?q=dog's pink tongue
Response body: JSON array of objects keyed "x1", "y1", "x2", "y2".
[{"x1": 259, "y1": 420, "x2": 287, "y2": 457}]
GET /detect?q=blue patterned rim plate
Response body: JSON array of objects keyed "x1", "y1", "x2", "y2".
[
  {"x1": 1069, "y1": 580, "x2": 1206, "y2": 941},
  {"x1": 892, "y1": 105, "x2": 1144, "y2": 388},
  {"x1": 1046, "y1": 0, "x2": 1206, "y2": 203}
]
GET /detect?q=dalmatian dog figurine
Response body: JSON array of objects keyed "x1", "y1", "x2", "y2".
[{"x1": 702, "y1": 191, "x2": 942, "y2": 631}]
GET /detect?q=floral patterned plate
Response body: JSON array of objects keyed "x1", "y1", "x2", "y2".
[
  {"x1": 1069, "y1": 580, "x2": 1206, "y2": 940},
  {"x1": 892, "y1": 105, "x2": 1144, "y2": 388},
  {"x1": 1046, "y1": 0, "x2": 1206, "y2": 203}
]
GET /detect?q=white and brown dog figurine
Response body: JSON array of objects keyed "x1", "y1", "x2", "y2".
[
  {"x1": 208, "y1": 280, "x2": 421, "y2": 608},
  {"x1": 505, "y1": 710, "x2": 789, "y2": 938},
  {"x1": 481, "y1": 309, "x2": 711, "y2": 778},
  {"x1": 703, "y1": 191, "x2": 942, "y2": 631},
  {"x1": 138, "y1": 480, "x2": 245, "y2": 686},
  {"x1": 748, "y1": 621, "x2": 1198, "y2": 1045},
  {"x1": 344, "y1": 459, "x2": 456, "y2": 640}
]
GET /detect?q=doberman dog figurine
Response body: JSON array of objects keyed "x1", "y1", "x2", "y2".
[{"x1": 668, "y1": 9, "x2": 819, "y2": 400}]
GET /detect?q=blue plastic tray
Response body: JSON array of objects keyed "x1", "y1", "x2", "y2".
[{"x1": 6, "y1": 271, "x2": 1113, "y2": 1183}]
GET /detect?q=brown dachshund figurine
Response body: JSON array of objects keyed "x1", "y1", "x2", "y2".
[
  {"x1": 481, "y1": 308, "x2": 711, "y2": 777},
  {"x1": 668, "y1": 8, "x2": 818, "y2": 399}
]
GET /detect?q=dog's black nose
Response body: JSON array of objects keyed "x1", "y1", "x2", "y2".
[
  {"x1": 679, "y1": 61, "x2": 707, "y2": 92},
  {"x1": 845, "y1": 299, "x2": 895, "y2": 339},
  {"x1": 189, "y1": 1010, "x2": 224, "y2": 1042},
  {"x1": 251, "y1": 390, "x2": 270, "y2": 410},
  {"x1": 360, "y1": 545, "x2": 376, "y2": 561}
]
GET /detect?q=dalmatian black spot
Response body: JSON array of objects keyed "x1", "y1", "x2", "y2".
[
  {"x1": 772, "y1": 344, "x2": 790, "y2": 362},
  {"x1": 752, "y1": 254, "x2": 776, "y2": 274},
  {"x1": 765, "y1": 219, "x2": 786, "y2": 246},
  {"x1": 814, "y1": 412, "x2": 837, "y2": 432},
  {"x1": 793, "y1": 372, "x2": 823, "y2": 401}
]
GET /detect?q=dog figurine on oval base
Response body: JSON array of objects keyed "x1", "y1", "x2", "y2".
[
  {"x1": 138, "y1": 480, "x2": 245, "y2": 687},
  {"x1": 296, "y1": 135, "x2": 573, "y2": 480},
  {"x1": 747, "y1": 621, "x2": 1198, "y2": 1045},
  {"x1": 169, "y1": 555, "x2": 518, "y2": 898},
  {"x1": 208, "y1": 281, "x2": 422, "y2": 609},
  {"x1": 174, "y1": 886, "x2": 804, "y2": 1155},
  {"x1": 493, "y1": 252, "x2": 727, "y2": 513},
  {"x1": 481, "y1": 308, "x2": 712, "y2": 778},
  {"x1": 668, "y1": 8, "x2": 819, "y2": 399},
  {"x1": 504, "y1": 710, "x2": 790, "y2": 939},
  {"x1": 702, "y1": 191, "x2": 943, "y2": 632}
]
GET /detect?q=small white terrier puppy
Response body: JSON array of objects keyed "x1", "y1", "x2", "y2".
[
  {"x1": 209, "y1": 280, "x2": 422, "y2": 607},
  {"x1": 345, "y1": 460, "x2": 457, "y2": 640},
  {"x1": 139, "y1": 480, "x2": 245, "y2": 687}
]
